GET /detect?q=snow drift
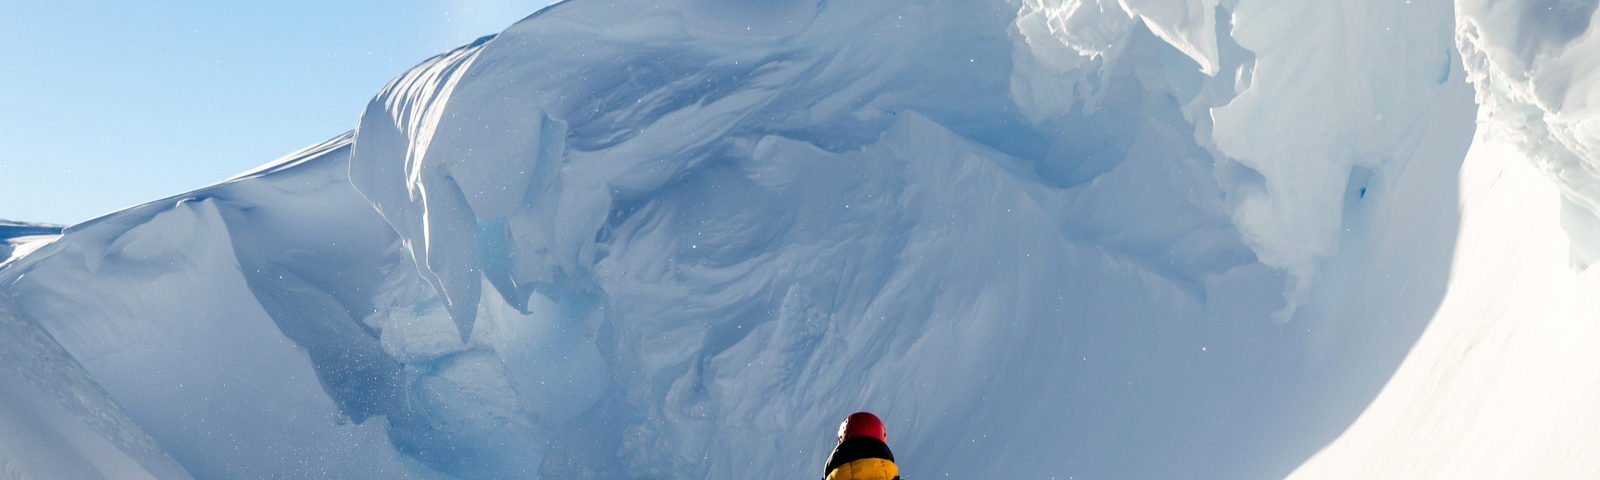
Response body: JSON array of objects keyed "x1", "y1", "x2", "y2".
[{"x1": 3, "y1": 0, "x2": 1596, "y2": 478}]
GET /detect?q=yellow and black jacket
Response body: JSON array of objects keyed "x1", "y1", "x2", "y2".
[{"x1": 822, "y1": 437, "x2": 900, "y2": 480}]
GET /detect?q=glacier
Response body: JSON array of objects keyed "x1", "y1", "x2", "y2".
[{"x1": 2, "y1": 0, "x2": 1598, "y2": 478}]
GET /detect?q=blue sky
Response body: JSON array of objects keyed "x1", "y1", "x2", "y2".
[{"x1": 0, "y1": 0, "x2": 559, "y2": 225}]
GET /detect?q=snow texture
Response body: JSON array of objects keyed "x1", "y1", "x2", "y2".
[
  {"x1": 6, "y1": 0, "x2": 1598, "y2": 478},
  {"x1": 0, "y1": 289, "x2": 193, "y2": 480}
]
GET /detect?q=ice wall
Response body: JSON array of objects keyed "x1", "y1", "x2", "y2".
[
  {"x1": 333, "y1": 0, "x2": 1469, "y2": 476},
  {"x1": 1208, "y1": 0, "x2": 1462, "y2": 320},
  {"x1": 342, "y1": 0, "x2": 1286, "y2": 476},
  {"x1": 0, "y1": 0, "x2": 1514, "y2": 478}
]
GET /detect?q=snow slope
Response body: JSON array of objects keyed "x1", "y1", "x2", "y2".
[
  {"x1": 1457, "y1": 0, "x2": 1600, "y2": 268},
  {"x1": 1282, "y1": 1, "x2": 1600, "y2": 477},
  {"x1": 1286, "y1": 118, "x2": 1600, "y2": 480},
  {"x1": 2, "y1": 136, "x2": 452, "y2": 479},
  {"x1": 6, "y1": 0, "x2": 1596, "y2": 478},
  {"x1": 0, "y1": 288, "x2": 193, "y2": 480}
]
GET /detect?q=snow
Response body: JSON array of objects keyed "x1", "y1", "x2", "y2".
[
  {"x1": 2, "y1": 137, "x2": 452, "y2": 479},
  {"x1": 0, "y1": 289, "x2": 192, "y2": 480},
  {"x1": 1457, "y1": 0, "x2": 1600, "y2": 269},
  {"x1": 0, "y1": 220, "x2": 63, "y2": 269},
  {"x1": 1208, "y1": 0, "x2": 1462, "y2": 322},
  {"x1": 2, "y1": 0, "x2": 1599, "y2": 478},
  {"x1": 1273, "y1": 3, "x2": 1600, "y2": 469},
  {"x1": 1285, "y1": 127, "x2": 1600, "y2": 480},
  {"x1": 1121, "y1": 0, "x2": 1220, "y2": 75}
]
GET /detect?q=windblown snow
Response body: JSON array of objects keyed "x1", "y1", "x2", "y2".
[{"x1": 1, "y1": 0, "x2": 1596, "y2": 479}]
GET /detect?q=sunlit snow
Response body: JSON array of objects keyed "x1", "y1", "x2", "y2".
[{"x1": 2, "y1": 0, "x2": 1598, "y2": 479}]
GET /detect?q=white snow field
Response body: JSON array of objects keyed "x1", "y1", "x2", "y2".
[{"x1": 0, "y1": 0, "x2": 1596, "y2": 478}]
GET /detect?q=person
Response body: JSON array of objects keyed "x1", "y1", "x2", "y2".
[{"x1": 821, "y1": 412, "x2": 900, "y2": 480}]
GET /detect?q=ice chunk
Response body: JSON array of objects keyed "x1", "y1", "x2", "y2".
[
  {"x1": 1013, "y1": 0, "x2": 1137, "y2": 61},
  {"x1": 1007, "y1": 0, "x2": 1137, "y2": 123},
  {"x1": 1005, "y1": 0, "x2": 1219, "y2": 124}
]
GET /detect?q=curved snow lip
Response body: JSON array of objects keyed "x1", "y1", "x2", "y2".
[{"x1": 226, "y1": 131, "x2": 356, "y2": 182}]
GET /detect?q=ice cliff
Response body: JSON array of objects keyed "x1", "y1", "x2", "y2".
[{"x1": 2, "y1": 0, "x2": 1597, "y2": 478}]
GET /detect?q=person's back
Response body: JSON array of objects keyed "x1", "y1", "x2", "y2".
[{"x1": 822, "y1": 412, "x2": 900, "y2": 480}]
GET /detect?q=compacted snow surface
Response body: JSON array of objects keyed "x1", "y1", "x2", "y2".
[{"x1": 2, "y1": 0, "x2": 1599, "y2": 478}]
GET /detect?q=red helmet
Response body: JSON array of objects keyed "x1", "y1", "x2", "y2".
[{"x1": 837, "y1": 412, "x2": 886, "y2": 443}]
